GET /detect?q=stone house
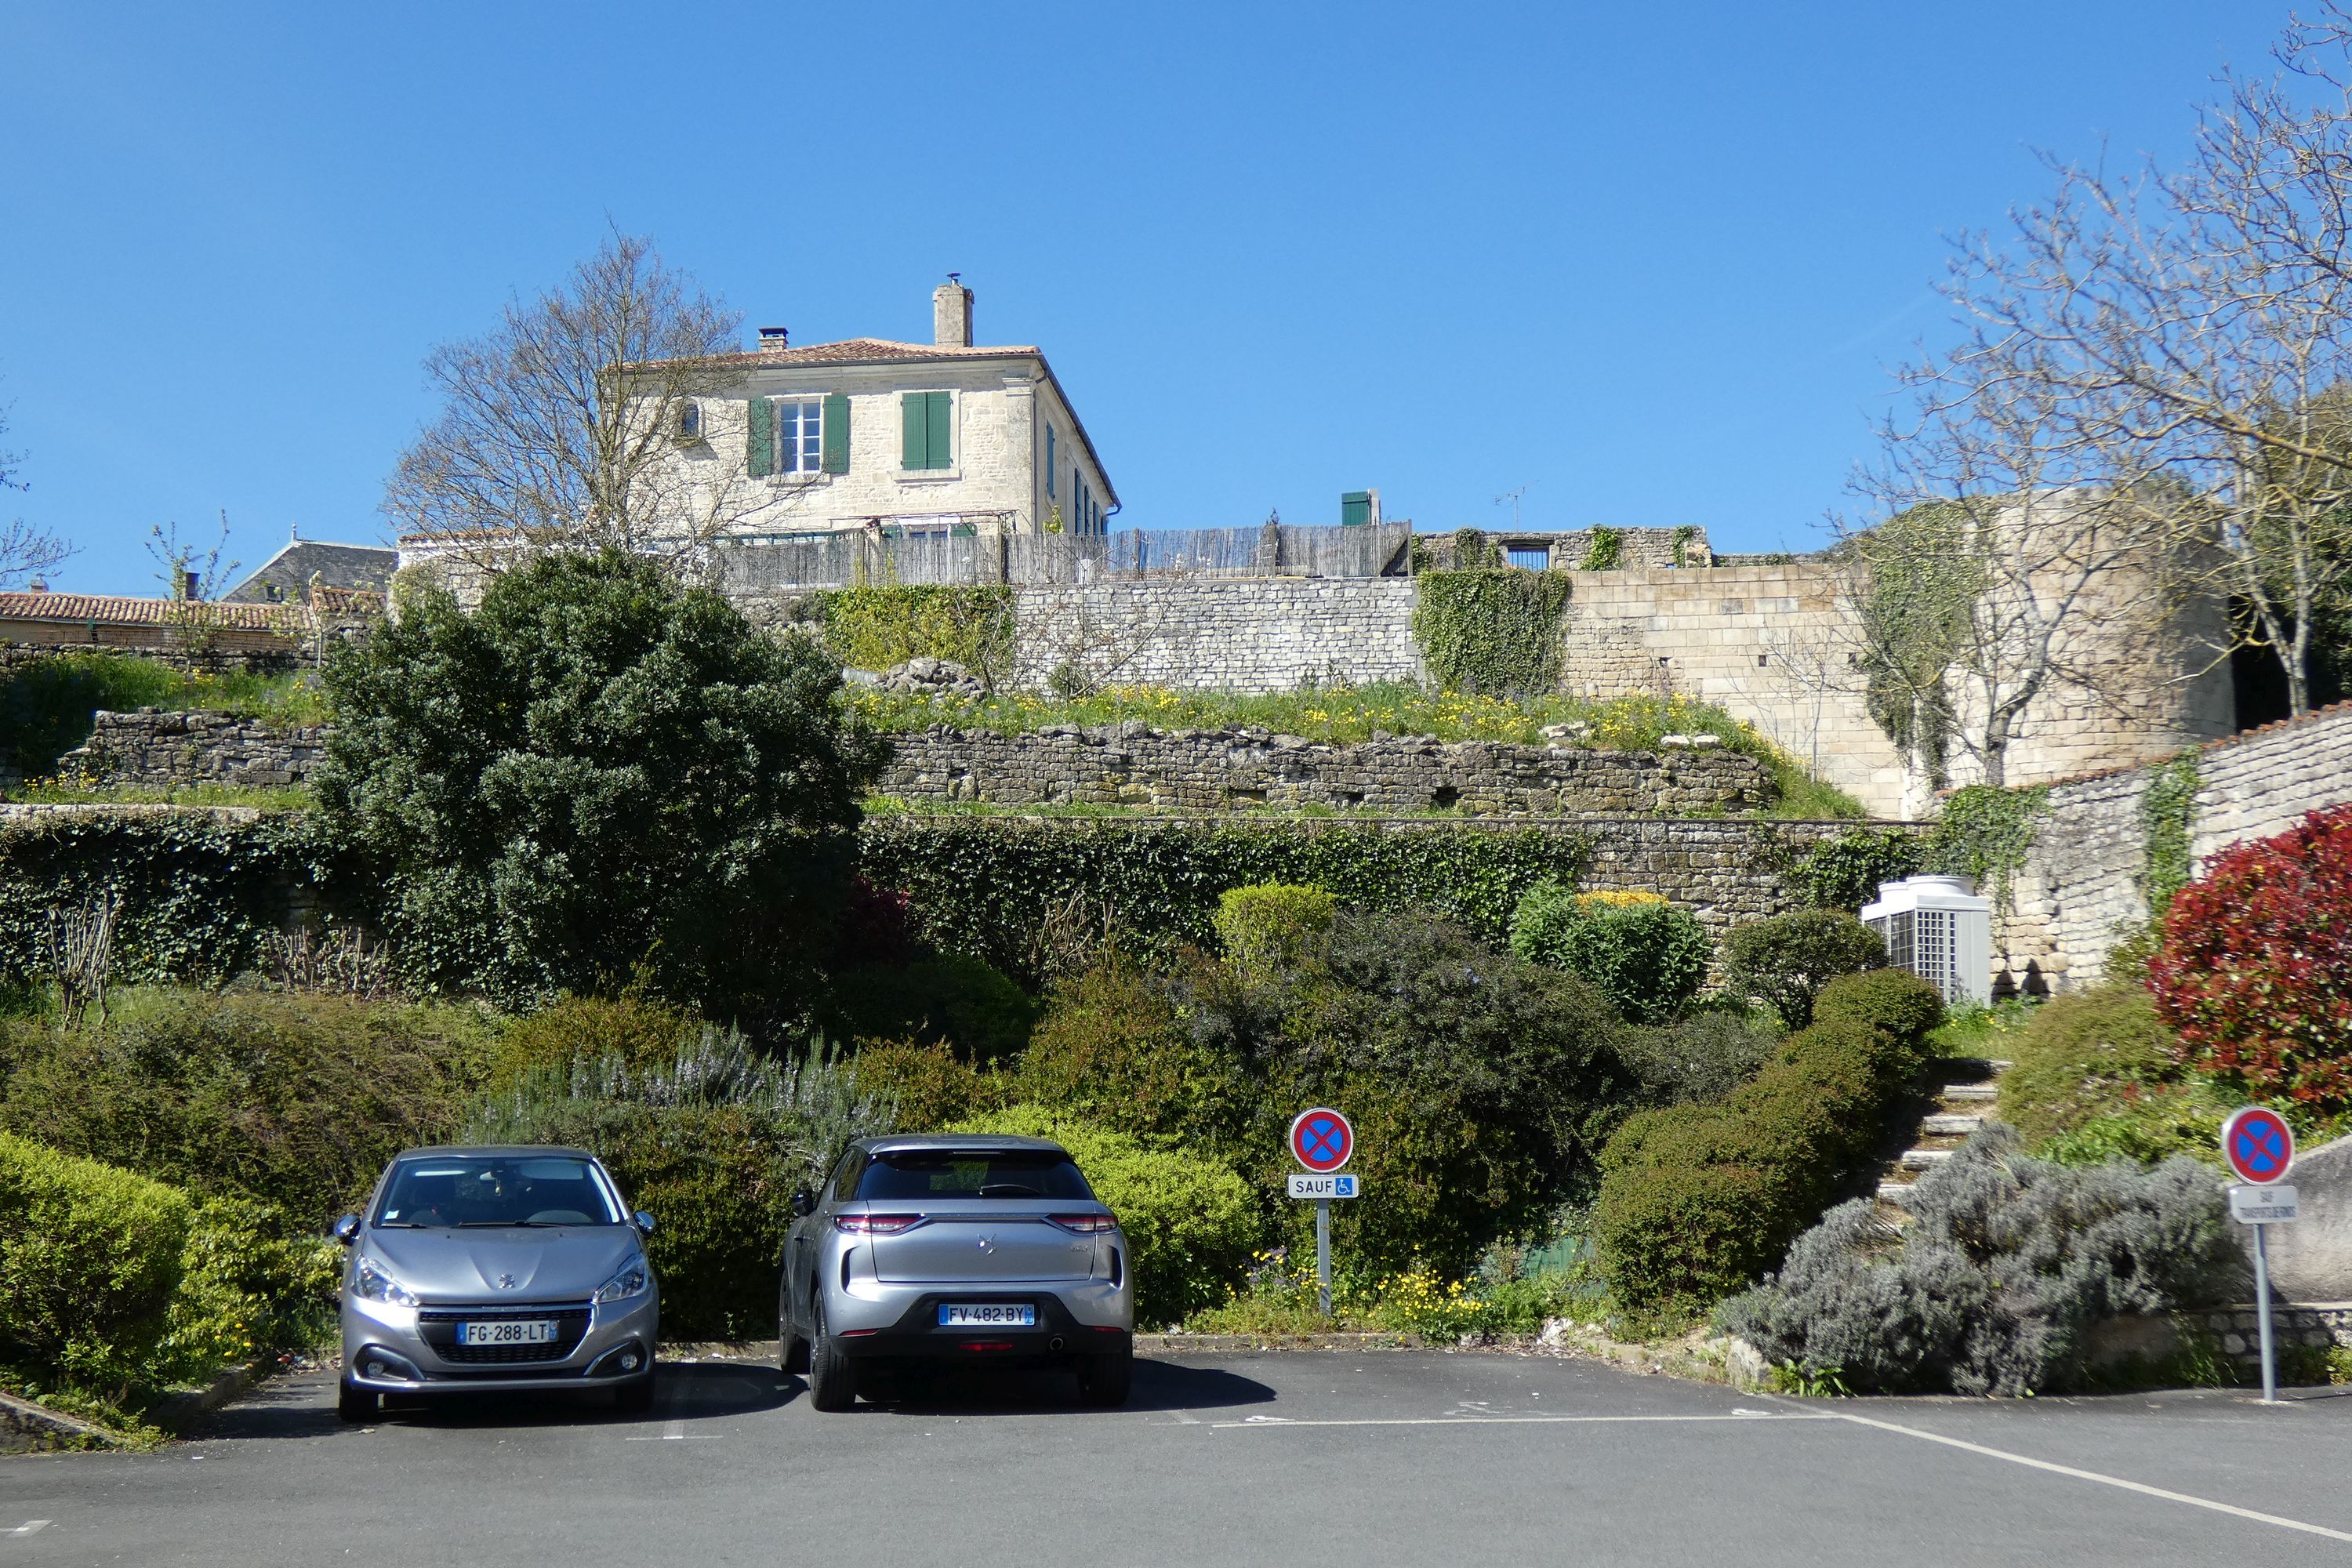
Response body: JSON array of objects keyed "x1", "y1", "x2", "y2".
[
  {"x1": 223, "y1": 533, "x2": 397, "y2": 605},
  {"x1": 655, "y1": 278, "x2": 1117, "y2": 546}
]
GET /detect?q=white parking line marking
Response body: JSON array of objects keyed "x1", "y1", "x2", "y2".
[
  {"x1": 1211, "y1": 1412, "x2": 1828, "y2": 1429},
  {"x1": 662, "y1": 1419, "x2": 685, "y2": 1440},
  {"x1": 1831, "y1": 1411, "x2": 2352, "y2": 1545},
  {"x1": 7, "y1": 1523, "x2": 47, "y2": 1537}
]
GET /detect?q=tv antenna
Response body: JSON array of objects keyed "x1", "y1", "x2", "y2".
[{"x1": 1494, "y1": 486, "x2": 1528, "y2": 529}]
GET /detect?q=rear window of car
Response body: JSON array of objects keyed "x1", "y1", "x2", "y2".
[{"x1": 855, "y1": 1150, "x2": 1094, "y2": 1202}]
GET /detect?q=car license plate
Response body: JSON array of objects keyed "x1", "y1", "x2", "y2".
[
  {"x1": 938, "y1": 1303, "x2": 1035, "y2": 1327},
  {"x1": 456, "y1": 1319, "x2": 560, "y2": 1346}
]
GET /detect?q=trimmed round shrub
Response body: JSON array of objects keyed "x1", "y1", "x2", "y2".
[
  {"x1": 1998, "y1": 982, "x2": 2192, "y2": 1146},
  {"x1": 1614, "y1": 1008, "x2": 1781, "y2": 1105},
  {"x1": 2151, "y1": 804, "x2": 2352, "y2": 1110},
  {"x1": 1720, "y1": 909, "x2": 1886, "y2": 1029},
  {"x1": 1593, "y1": 973, "x2": 1943, "y2": 1312},
  {"x1": 1510, "y1": 883, "x2": 1709, "y2": 1025},
  {"x1": 953, "y1": 1106, "x2": 1262, "y2": 1328},
  {"x1": 1211, "y1": 883, "x2": 1337, "y2": 975},
  {"x1": 494, "y1": 993, "x2": 696, "y2": 1081},
  {"x1": 0, "y1": 1132, "x2": 191, "y2": 1379}
]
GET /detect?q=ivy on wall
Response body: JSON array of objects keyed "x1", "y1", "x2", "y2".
[
  {"x1": 1795, "y1": 827, "x2": 1926, "y2": 910},
  {"x1": 810, "y1": 586, "x2": 1015, "y2": 684},
  {"x1": 1923, "y1": 783, "x2": 2052, "y2": 913},
  {"x1": 1579, "y1": 528, "x2": 1624, "y2": 572},
  {"x1": 2140, "y1": 749, "x2": 2201, "y2": 919},
  {"x1": 1410, "y1": 570, "x2": 1574, "y2": 696}
]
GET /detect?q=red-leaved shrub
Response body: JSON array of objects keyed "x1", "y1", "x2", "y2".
[{"x1": 2150, "y1": 804, "x2": 2352, "y2": 1109}]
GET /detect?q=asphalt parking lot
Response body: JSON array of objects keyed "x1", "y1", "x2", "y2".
[{"x1": 5, "y1": 1350, "x2": 2351, "y2": 1566}]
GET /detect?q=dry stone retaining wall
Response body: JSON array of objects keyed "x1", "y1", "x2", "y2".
[
  {"x1": 1993, "y1": 700, "x2": 2352, "y2": 993},
  {"x1": 60, "y1": 709, "x2": 329, "y2": 789},
  {"x1": 877, "y1": 725, "x2": 1772, "y2": 815}
]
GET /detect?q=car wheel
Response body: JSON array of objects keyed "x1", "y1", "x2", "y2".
[
  {"x1": 779, "y1": 1312, "x2": 810, "y2": 1375},
  {"x1": 615, "y1": 1370, "x2": 657, "y2": 1414},
  {"x1": 805, "y1": 1295, "x2": 858, "y2": 1413},
  {"x1": 336, "y1": 1377, "x2": 379, "y2": 1424},
  {"x1": 1076, "y1": 1343, "x2": 1132, "y2": 1408}
]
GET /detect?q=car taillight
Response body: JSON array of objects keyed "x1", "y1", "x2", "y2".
[
  {"x1": 1048, "y1": 1214, "x2": 1117, "y2": 1234},
  {"x1": 834, "y1": 1214, "x2": 922, "y2": 1235}
]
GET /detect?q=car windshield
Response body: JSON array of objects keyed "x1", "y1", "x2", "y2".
[
  {"x1": 855, "y1": 1150, "x2": 1094, "y2": 1202},
  {"x1": 374, "y1": 1156, "x2": 621, "y2": 1229}
]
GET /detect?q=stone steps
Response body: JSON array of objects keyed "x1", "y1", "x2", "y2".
[{"x1": 1873, "y1": 1058, "x2": 2010, "y2": 1218}]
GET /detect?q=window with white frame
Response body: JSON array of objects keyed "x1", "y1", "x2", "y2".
[{"x1": 775, "y1": 398, "x2": 823, "y2": 474}]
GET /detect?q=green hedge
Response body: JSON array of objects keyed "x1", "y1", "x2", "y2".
[
  {"x1": 1592, "y1": 970, "x2": 1944, "y2": 1312},
  {"x1": 0, "y1": 1131, "x2": 191, "y2": 1380},
  {"x1": 953, "y1": 1106, "x2": 1262, "y2": 1328},
  {"x1": 0, "y1": 813, "x2": 361, "y2": 985},
  {"x1": 862, "y1": 818, "x2": 1594, "y2": 981}
]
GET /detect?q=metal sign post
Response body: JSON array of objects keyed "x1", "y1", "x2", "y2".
[
  {"x1": 1288, "y1": 1109, "x2": 1357, "y2": 1319},
  {"x1": 2221, "y1": 1107, "x2": 2299, "y2": 1405}
]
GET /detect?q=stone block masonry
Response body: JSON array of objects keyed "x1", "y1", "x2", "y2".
[
  {"x1": 1007, "y1": 578, "x2": 1422, "y2": 691},
  {"x1": 60, "y1": 709, "x2": 329, "y2": 789},
  {"x1": 877, "y1": 725, "x2": 1774, "y2": 816},
  {"x1": 1993, "y1": 699, "x2": 2352, "y2": 993}
]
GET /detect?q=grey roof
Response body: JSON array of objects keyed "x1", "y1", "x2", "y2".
[{"x1": 223, "y1": 538, "x2": 397, "y2": 604}]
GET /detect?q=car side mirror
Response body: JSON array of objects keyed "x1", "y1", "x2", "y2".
[
  {"x1": 332, "y1": 1214, "x2": 361, "y2": 1245},
  {"x1": 633, "y1": 1210, "x2": 656, "y2": 1236},
  {"x1": 791, "y1": 1189, "x2": 816, "y2": 1218}
]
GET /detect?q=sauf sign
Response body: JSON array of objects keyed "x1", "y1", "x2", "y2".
[
  {"x1": 1289, "y1": 1108, "x2": 1359, "y2": 1316},
  {"x1": 2221, "y1": 1106, "x2": 2299, "y2": 1404}
]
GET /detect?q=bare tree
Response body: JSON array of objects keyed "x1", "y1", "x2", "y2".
[
  {"x1": 385, "y1": 229, "x2": 768, "y2": 575},
  {"x1": 0, "y1": 401, "x2": 71, "y2": 590},
  {"x1": 1841, "y1": 327, "x2": 2183, "y2": 793},
  {"x1": 144, "y1": 512, "x2": 244, "y2": 659},
  {"x1": 1929, "y1": 9, "x2": 2352, "y2": 715}
]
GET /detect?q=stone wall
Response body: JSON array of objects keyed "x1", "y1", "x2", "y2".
[
  {"x1": 1994, "y1": 700, "x2": 2352, "y2": 993},
  {"x1": 877, "y1": 725, "x2": 1773, "y2": 815},
  {"x1": 60, "y1": 709, "x2": 329, "y2": 789},
  {"x1": 1007, "y1": 578, "x2": 1423, "y2": 691}
]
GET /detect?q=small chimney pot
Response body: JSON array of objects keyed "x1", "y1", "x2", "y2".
[{"x1": 758, "y1": 326, "x2": 790, "y2": 349}]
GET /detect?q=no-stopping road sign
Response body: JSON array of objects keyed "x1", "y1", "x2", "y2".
[
  {"x1": 2222, "y1": 1106, "x2": 2296, "y2": 1186},
  {"x1": 1290, "y1": 1107, "x2": 1354, "y2": 1173}
]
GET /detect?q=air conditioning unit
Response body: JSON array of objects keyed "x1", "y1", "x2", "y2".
[
  {"x1": 1861, "y1": 874, "x2": 1991, "y2": 1007},
  {"x1": 670, "y1": 400, "x2": 705, "y2": 445}
]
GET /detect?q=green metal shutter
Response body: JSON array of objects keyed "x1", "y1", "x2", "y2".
[
  {"x1": 925, "y1": 391, "x2": 952, "y2": 470},
  {"x1": 1341, "y1": 490, "x2": 1370, "y2": 528},
  {"x1": 902, "y1": 393, "x2": 927, "y2": 469},
  {"x1": 746, "y1": 397, "x2": 774, "y2": 478},
  {"x1": 821, "y1": 393, "x2": 850, "y2": 473}
]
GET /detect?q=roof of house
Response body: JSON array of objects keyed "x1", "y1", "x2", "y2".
[
  {"x1": 222, "y1": 539, "x2": 397, "y2": 604},
  {"x1": 700, "y1": 337, "x2": 1042, "y2": 369},
  {"x1": 0, "y1": 592, "x2": 314, "y2": 633}
]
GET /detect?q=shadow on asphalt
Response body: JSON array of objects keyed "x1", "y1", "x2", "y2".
[
  {"x1": 833, "y1": 1356, "x2": 1276, "y2": 1417},
  {"x1": 194, "y1": 1361, "x2": 789, "y2": 1442}
]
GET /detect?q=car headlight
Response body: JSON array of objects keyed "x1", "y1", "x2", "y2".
[
  {"x1": 351, "y1": 1255, "x2": 419, "y2": 1308},
  {"x1": 595, "y1": 1257, "x2": 649, "y2": 1305}
]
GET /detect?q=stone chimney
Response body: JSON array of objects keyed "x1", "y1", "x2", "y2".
[
  {"x1": 757, "y1": 325, "x2": 789, "y2": 349},
  {"x1": 933, "y1": 275, "x2": 973, "y2": 348}
]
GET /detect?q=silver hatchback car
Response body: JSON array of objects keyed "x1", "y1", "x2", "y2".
[
  {"x1": 779, "y1": 1134, "x2": 1134, "y2": 1410},
  {"x1": 332, "y1": 1145, "x2": 660, "y2": 1421}
]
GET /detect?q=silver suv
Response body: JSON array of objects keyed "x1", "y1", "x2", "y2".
[
  {"x1": 779, "y1": 1134, "x2": 1134, "y2": 1410},
  {"x1": 332, "y1": 1145, "x2": 660, "y2": 1421}
]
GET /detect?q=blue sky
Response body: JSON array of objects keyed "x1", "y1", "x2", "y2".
[{"x1": 0, "y1": 2, "x2": 2288, "y2": 594}]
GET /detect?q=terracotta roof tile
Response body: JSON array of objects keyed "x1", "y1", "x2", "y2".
[
  {"x1": 0, "y1": 593, "x2": 313, "y2": 632},
  {"x1": 695, "y1": 337, "x2": 1041, "y2": 369}
]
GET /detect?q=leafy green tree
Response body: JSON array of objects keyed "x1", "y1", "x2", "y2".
[{"x1": 318, "y1": 549, "x2": 880, "y2": 1015}]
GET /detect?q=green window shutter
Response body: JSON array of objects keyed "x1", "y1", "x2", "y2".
[
  {"x1": 746, "y1": 398, "x2": 774, "y2": 478},
  {"x1": 1341, "y1": 490, "x2": 1370, "y2": 528},
  {"x1": 902, "y1": 393, "x2": 927, "y2": 469},
  {"x1": 1047, "y1": 427, "x2": 1057, "y2": 495},
  {"x1": 821, "y1": 393, "x2": 850, "y2": 473},
  {"x1": 925, "y1": 391, "x2": 952, "y2": 470}
]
